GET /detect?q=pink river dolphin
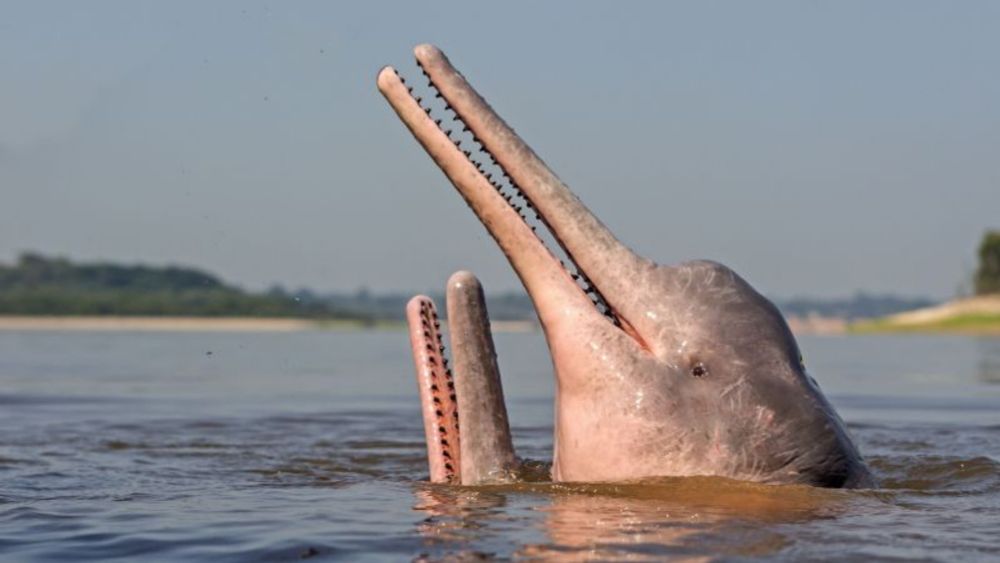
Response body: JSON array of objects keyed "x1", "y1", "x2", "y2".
[{"x1": 378, "y1": 45, "x2": 873, "y2": 489}]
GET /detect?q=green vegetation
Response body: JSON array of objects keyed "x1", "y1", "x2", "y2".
[
  {"x1": 975, "y1": 230, "x2": 1000, "y2": 295},
  {"x1": 850, "y1": 312, "x2": 1000, "y2": 334},
  {"x1": 0, "y1": 253, "x2": 354, "y2": 318},
  {"x1": 1, "y1": 251, "x2": 947, "y2": 324},
  {"x1": 847, "y1": 229, "x2": 1000, "y2": 335}
]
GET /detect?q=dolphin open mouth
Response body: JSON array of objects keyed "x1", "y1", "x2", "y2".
[
  {"x1": 378, "y1": 45, "x2": 649, "y2": 349},
  {"x1": 406, "y1": 273, "x2": 517, "y2": 485}
]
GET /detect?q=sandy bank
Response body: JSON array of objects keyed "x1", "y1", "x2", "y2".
[
  {"x1": 0, "y1": 316, "x2": 540, "y2": 333},
  {"x1": 851, "y1": 295, "x2": 1000, "y2": 334},
  {"x1": 0, "y1": 314, "x2": 859, "y2": 335},
  {"x1": 0, "y1": 316, "x2": 323, "y2": 332},
  {"x1": 784, "y1": 315, "x2": 848, "y2": 335},
  {"x1": 882, "y1": 295, "x2": 1000, "y2": 325},
  {"x1": 0, "y1": 314, "x2": 846, "y2": 335}
]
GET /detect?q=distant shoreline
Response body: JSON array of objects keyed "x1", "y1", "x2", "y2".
[
  {"x1": 0, "y1": 316, "x2": 324, "y2": 332},
  {"x1": 850, "y1": 296, "x2": 1000, "y2": 335},
  {"x1": 10, "y1": 309, "x2": 999, "y2": 335},
  {"x1": 0, "y1": 315, "x2": 849, "y2": 335},
  {"x1": 0, "y1": 315, "x2": 539, "y2": 333}
]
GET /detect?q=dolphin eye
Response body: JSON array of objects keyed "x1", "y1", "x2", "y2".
[{"x1": 691, "y1": 362, "x2": 708, "y2": 377}]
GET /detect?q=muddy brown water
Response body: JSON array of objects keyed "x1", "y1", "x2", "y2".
[{"x1": 0, "y1": 330, "x2": 997, "y2": 561}]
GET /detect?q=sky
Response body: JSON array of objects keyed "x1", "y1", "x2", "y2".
[{"x1": 1, "y1": 1, "x2": 997, "y2": 299}]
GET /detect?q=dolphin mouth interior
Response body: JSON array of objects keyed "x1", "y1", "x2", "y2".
[{"x1": 378, "y1": 49, "x2": 644, "y2": 341}]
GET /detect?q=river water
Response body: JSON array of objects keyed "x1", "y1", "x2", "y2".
[{"x1": 0, "y1": 329, "x2": 997, "y2": 561}]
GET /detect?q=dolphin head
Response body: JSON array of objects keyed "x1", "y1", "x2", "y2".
[
  {"x1": 547, "y1": 259, "x2": 869, "y2": 487},
  {"x1": 379, "y1": 45, "x2": 872, "y2": 487}
]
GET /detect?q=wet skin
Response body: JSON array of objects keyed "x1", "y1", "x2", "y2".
[
  {"x1": 406, "y1": 273, "x2": 518, "y2": 485},
  {"x1": 382, "y1": 45, "x2": 874, "y2": 488}
]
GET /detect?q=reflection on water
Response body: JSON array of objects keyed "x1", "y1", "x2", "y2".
[
  {"x1": 520, "y1": 479, "x2": 837, "y2": 560},
  {"x1": 977, "y1": 337, "x2": 1000, "y2": 384},
  {"x1": 0, "y1": 330, "x2": 998, "y2": 560},
  {"x1": 528, "y1": 482, "x2": 802, "y2": 561},
  {"x1": 406, "y1": 464, "x2": 999, "y2": 562},
  {"x1": 409, "y1": 479, "x2": 824, "y2": 560}
]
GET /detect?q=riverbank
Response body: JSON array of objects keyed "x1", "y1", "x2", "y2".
[
  {"x1": 0, "y1": 315, "x2": 865, "y2": 335},
  {"x1": 1, "y1": 315, "x2": 841, "y2": 335},
  {"x1": 850, "y1": 296, "x2": 1000, "y2": 334},
  {"x1": 0, "y1": 316, "x2": 539, "y2": 333},
  {"x1": 13, "y1": 310, "x2": 997, "y2": 336},
  {"x1": 0, "y1": 316, "x2": 328, "y2": 332}
]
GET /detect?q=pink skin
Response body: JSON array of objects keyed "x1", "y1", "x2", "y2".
[
  {"x1": 406, "y1": 273, "x2": 518, "y2": 485},
  {"x1": 406, "y1": 296, "x2": 460, "y2": 483},
  {"x1": 444, "y1": 272, "x2": 517, "y2": 484},
  {"x1": 383, "y1": 46, "x2": 873, "y2": 487}
]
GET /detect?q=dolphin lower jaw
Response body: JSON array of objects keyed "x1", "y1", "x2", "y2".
[{"x1": 406, "y1": 297, "x2": 460, "y2": 483}]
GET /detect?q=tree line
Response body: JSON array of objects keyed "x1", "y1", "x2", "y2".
[
  {"x1": 0, "y1": 253, "x2": 354, "y2": 318},
  {"x1": 5, "y1": 239, "x2": 995, "y2": 321},
  {"x1": 976, "y1": 230, "x2": 1000, "y2": 296}
]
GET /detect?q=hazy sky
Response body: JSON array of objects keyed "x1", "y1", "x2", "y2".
[{"x1": 2, "y1": 1, "x2": 997, "y2": 299}]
